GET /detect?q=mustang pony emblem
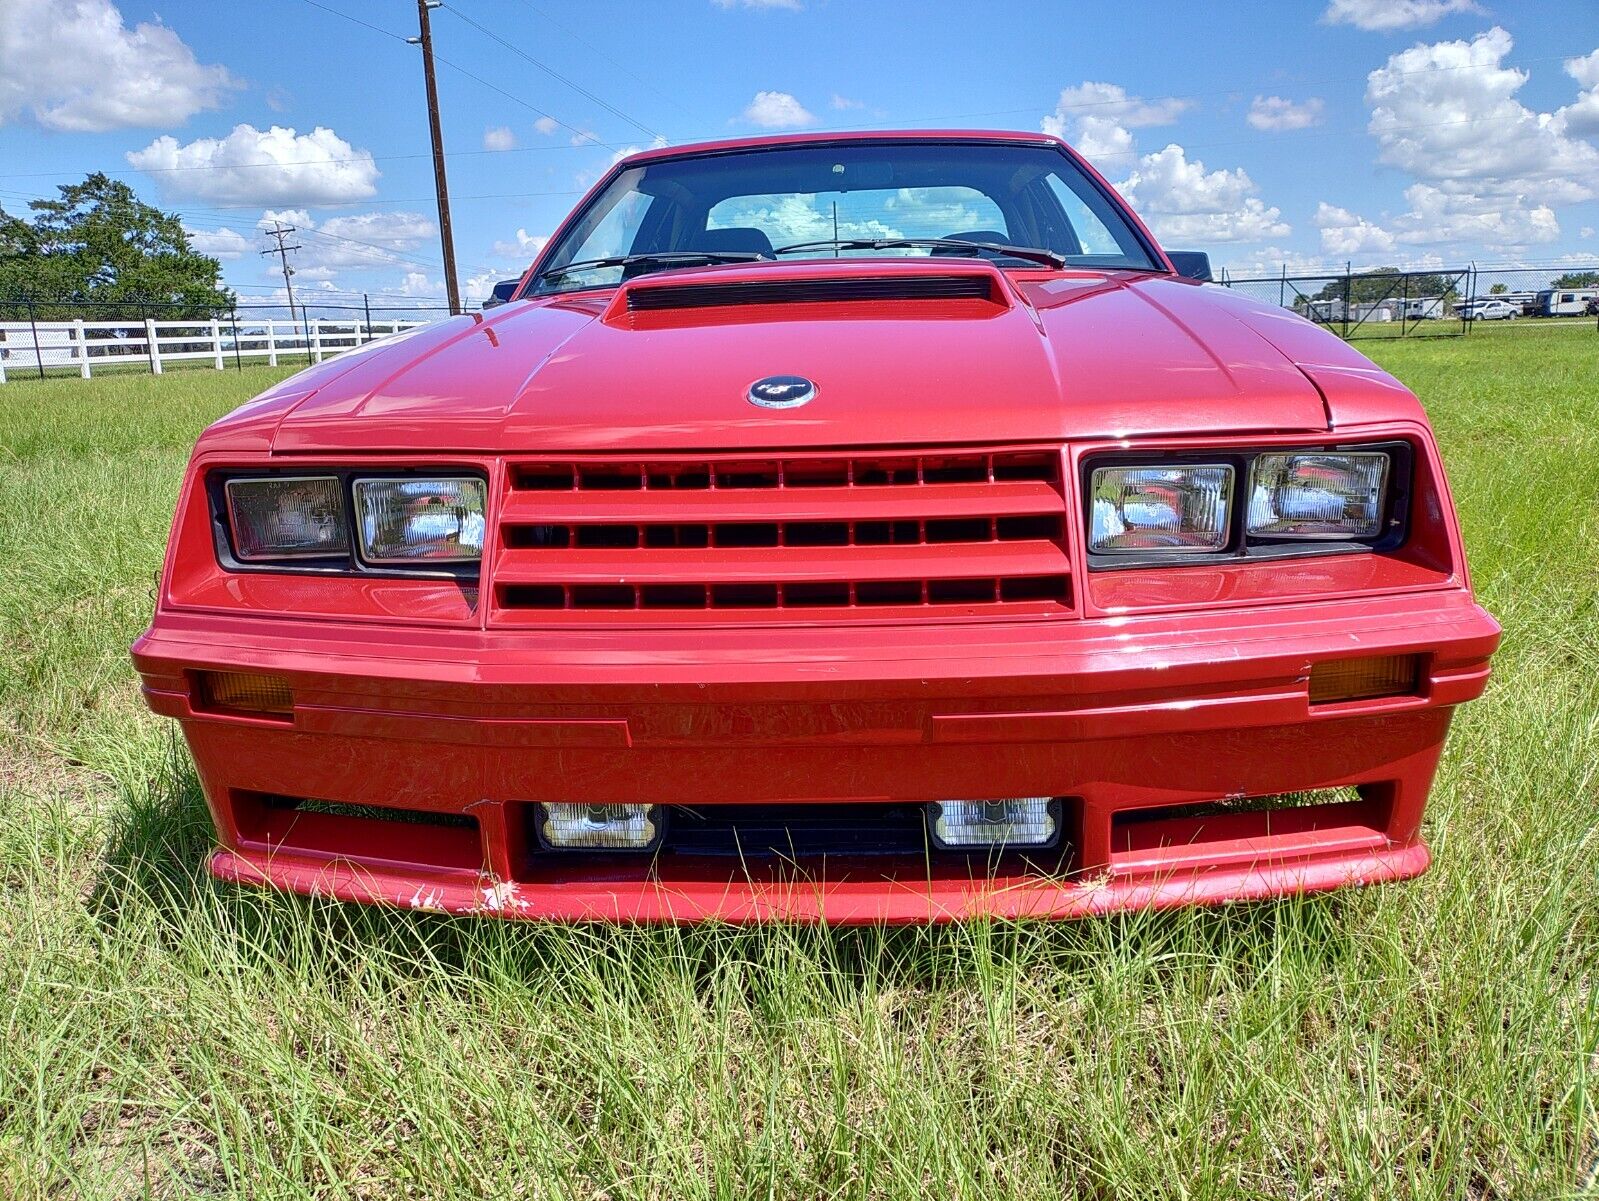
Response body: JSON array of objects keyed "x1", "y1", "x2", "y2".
[{"x1": 746, "y1": 375, "x2": 817, "y2": 409}]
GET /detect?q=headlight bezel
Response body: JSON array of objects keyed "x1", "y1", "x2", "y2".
[
  {"x1": 1081, "y1": 441, "x2": 1411, "y2": 570},
  {"x1": 208, "y1": 467, "x2": 489, "y2": 579}
]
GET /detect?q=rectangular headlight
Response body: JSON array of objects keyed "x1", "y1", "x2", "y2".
[
  {"x1": 353, "y1": 477, "x2": 486, "y2": 563},
  {"x1": 537, "y1": 803, "x2": 662, "y2": 850},
  {"x1": 224, "y1": 476, "x2": 349, "y2": 560},
  {"x1": 1247, "y1": 452, "x2": 1389, "y2": 539},
  {"x1": 1089, "y1": 464, "x2": 1233, "y2": 553},
  {"x1": 928, "y1": 798, "x2": 1060, "y2": 849}
]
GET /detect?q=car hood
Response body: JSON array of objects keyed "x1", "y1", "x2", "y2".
[{"x1": 234, "y1": 263, "x2": 1337, "y2": 455}]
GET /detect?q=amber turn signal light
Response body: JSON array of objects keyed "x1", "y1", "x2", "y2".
[
  {"x1": 196, "y1": 670, "x2": 294, "y2": 718},
  {"x1": 1308, "y1": 654, "x2": 1422, "y2": 705}
]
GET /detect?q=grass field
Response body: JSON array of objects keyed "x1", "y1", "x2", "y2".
[{"x1": 1, "y1": 332, "x2": 1597, "y2": 1199}]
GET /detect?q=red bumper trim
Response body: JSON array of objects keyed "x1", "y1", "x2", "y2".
[{"x1": 209, "y1": 839, "x2": 1430, "y2": 924}]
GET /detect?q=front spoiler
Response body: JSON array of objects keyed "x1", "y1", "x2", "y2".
[{"x1": 210, "y1": 839, "x2": 1431, "y2": 924}]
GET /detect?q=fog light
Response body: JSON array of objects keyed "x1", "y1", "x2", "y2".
[
  {"x1": 196, "y1": 670, "x2": 293, "y2": 718},
  {"x1": 1309, "y1": 654, "x2": 1421, "y2": 704},
  {"x1": 927, "y1": 798, "x2": 1059, "y2": 849},
  {"x1": 536, "y1": 803, "x2": 662, "y2": 850}
]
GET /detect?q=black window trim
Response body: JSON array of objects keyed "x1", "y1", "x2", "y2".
[{"x1": 517, "y1": 136, "x2": 1171, "y2": 300}]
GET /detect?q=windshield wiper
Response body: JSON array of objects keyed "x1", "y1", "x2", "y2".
[
  {"x1": 771, "y1": 238, "x2": 1067, "y2": 269},
  {"x1": 538, "y1": 250, "x2": 768, "y2": 280}
]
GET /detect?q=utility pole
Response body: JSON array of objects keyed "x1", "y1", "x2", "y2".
[
  {"x1": 409, "y1": 0, "x2": 461, "y2": 314},
  {"x1": 261, "y1": 224, "x2": 310, "y2": 365}
]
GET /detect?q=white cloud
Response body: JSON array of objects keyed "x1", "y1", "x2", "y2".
[
  {"x1": 1041, "y1": 82, "x2": 1187, "y2": 164},
  {"x1": 1118, "y1": 145, "x2": 1291, "y2": 244},
  {"x1": 743, "y1": 91, "x2": 816, "y2": 129},
  {"x1": 1314, "y1": 202, "x2": 1397, "y2": 255},
  {"x1": 607, "y1": 135, "x2": 669, "y2": 167},
  {"x1": 1217, "y1": 246, "x2": 1345, "y2": 278},
  {"x1": 250, "y1": 209, "x2": 437, "y2": 280},
  {"x1": 1582, "y1": 226, "x2": 1596, "y2": 239},
  {"x1": 0, "y1": 0, "x2": 237, "y2": 132},
  {"x1": 1039, "y1": 79, "x2": 1287, "y2": 246},
  {"x1": 1556, "y1": 50, "x2": 1599, "y2": 138},
  {"x1": 184, "y1": 226, "x2": 251, "y2": 261},
  {"x1": 490, "y1": 228, "x2": 549, "y2": 259},
  {"x1": 319, "y1": 211, "x2": 434, "y2": 247},
  {"x1": 396, "y1": 271, "x2": 441, "y2": 297},
  {"x1": 1322, "y1": 0, "x2": 1481, "y2": 31},
  {"x1": 1313, "y1": 186, "x2": 1561, "y2": 258},
  {"x1": 830, "y1": 94, "x2": 864, "y2": 111},
  {"x1": 258, "y1": 208, "x2": 313, "y2": 231},
  {"x1": 1393, "y1": 183, "x2": 1560, "y2": 247},
  {"x1": 569, "y1": 129, "x2": 598, "y2": 147},
  {"x1": 1247, "y1": 96, "x2": 1325, "y2": 131},
  {"x1": 483, "y1": 125, "x2": 517, "y2": 151},
  {"x1": 464, "y1": 270, "x2": 513, "y2": 304},
  {"x1": 1365, "y1": 27, "x2": 1599, "y2": 205},
  {"x1": 127, "y1": 124, "x2": 380, "y2": 206},
  {"x1": 533, "y1": 115, "x2": 559, "y2": 136}
]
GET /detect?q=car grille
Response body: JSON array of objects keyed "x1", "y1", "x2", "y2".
[{"x1": 490, "y1": 447, "x2": 1073, "y2": 623}]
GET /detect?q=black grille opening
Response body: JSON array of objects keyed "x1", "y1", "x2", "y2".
[
  {"x1": 627, "y1": 274, "x2": 995, "y2": 312},
  {"x1": 1000, "y1": 575, "x2": 1070, "y2": 603},
  {"x1": 716, "y1": 522, "x2": 780, "y2": 548},
  {"x1": 926, "y1": 517, "x2": 992, "y2": 544},
  {"x1": 784, "y1": 582, "x2": 850, "y2": 607},
  {"x1": 576, "y1": 466, "x2": 643, "y2": 490},
  {"x1": 575, "y1": 525, "x2": 640, "y2": 549},
  {"x1": 501, "y1": 584, "x2": 565, "y2": 609},
  {"x1": 571, "y1": 584, "x2": 635, "y2": 608},
  {"x1": 929, "y1": 578, "x2": 998, "y2": 604},
  {"x1": 641, "y1": 583, "x2": 708, "y2": 608},
  {"x1": 263, "y1": 796, "x2": 476, "y2": 830},
  {"x1": 856, "y1": 580, "x2": 922, "y2": 606},
  {"x1": 997, "y1": 515, "x2": 1060, "y2": 541},
  {"x1": 712, "y1": 583, "x2": 779, "y2": 608},
  {"x1": 785, "y1": 522, "x2": 850, "y2": 547}
]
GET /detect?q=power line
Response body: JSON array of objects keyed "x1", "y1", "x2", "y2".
[
  {"x1": 442, "y1": 3, "x2": 664, "y2": 142},
  {"x1": 512, "y1": 0, "x2": 693, "y2": 117},
  {"x1": 297, "y1": 0, "x2": 612, "y2": 153}
]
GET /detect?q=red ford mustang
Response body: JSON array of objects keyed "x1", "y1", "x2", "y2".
[{"x1": 132, "y1": 131, "x2": 1500, "y2": 922}]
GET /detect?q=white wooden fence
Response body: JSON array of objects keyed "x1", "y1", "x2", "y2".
[{"x1": 0, "y1": 316, "x2": 434, "y2": 383}]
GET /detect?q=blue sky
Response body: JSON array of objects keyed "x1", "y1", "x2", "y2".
[{"x1": 2, "y1": 0, "x2": 1596, "y2": 308}]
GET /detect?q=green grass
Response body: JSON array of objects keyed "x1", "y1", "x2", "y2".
[{"x1": 1, "y1": 347, "x2": 1597, "y2": 1199}]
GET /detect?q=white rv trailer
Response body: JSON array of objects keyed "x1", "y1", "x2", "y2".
[{"x1": 1536, "y1": 288, "x2": 1599, "y2": 316}]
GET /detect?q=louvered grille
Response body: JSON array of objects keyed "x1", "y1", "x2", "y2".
[{"x1": 491, "y1": 448, "x2": 1072, "y2": 622}]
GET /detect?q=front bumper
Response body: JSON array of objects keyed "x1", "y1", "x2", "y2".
[{"x1": 133, "y1": 588, "x2": 1498, "y2": 923}]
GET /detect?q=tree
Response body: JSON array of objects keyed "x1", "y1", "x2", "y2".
[
  {"x1": 1551, "y1": 270, "x2": 1599, "y2": 289},
  {"x1": 1309, "y1": 267, "x2": 1459, "y2": 306},
  {"x1": 1489, "y1": 282, "x2": 1508, "y2": 294},
  {"x1": 0, "y1": 173, "x2": 232, "y2": 318}
]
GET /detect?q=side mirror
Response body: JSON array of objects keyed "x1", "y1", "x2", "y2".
[
  {"x1": 1167, "y1": 251, "x2": 1212, "y2": 283},
  {"x1": 481, "y1": 279, "x2": 520, "y2": 309}
]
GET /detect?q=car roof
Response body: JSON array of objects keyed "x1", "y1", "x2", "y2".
[{"x1": 614, "y1": 129, "x2": 1063, "y2": 169}]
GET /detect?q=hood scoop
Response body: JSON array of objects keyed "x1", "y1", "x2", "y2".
[
  {"x1": 608, "y1": 265, "x2": 1010, "y2": 327},
  {"x1": 627, "y1": 273, "x2": 995, "y2": 311}
]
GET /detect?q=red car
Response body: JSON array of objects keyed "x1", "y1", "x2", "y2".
[{"x1": 132, "y1": 131, "x2": 1499, "y2": 922}]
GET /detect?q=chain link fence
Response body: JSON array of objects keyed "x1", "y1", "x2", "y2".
[
  {"x1": 0, "y1": 295, "x2": 455, "y2": 382},
  {"x1": 1220, "y1": 265, "x2": 1599, "y2": 340}
]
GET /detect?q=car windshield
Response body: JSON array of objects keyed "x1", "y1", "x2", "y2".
[{"x1": 530, "y1": 140, "x2": 1162, "y2": 294}]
